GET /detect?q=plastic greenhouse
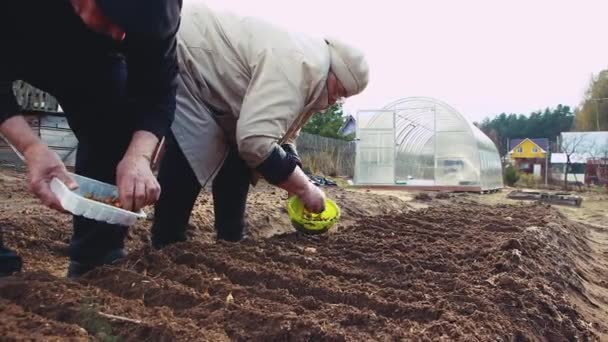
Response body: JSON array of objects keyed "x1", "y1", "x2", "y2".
[{"x1": 354, "y1": 97, "x2": 503, "y2": 192}]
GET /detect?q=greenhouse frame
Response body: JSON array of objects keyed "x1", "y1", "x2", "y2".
[{"x1": 354, "y1": 97, "x2": 503, "y2": 192}]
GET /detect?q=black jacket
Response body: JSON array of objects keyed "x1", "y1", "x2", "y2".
[{"x1": 0, "y1": 0, "x2": 180, "y2": 139}]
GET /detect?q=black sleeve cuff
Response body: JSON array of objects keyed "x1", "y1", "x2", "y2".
[
  {"x1": 134, "y1": 106, "x2": 174, "y2": 140},
  {"x1": 256, "y1": 145, "x2": 299, "y2": 185},
  {"x1": 281, "y1": 143, "x2": 302, "y2": 168},
  {"x1": 0, "y1": 80, "x2": 20, "y2": 126}
]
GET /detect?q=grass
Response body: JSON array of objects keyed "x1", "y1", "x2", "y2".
[{"x1": 78, "y1": 299, "x2": 119, "y2": 342}]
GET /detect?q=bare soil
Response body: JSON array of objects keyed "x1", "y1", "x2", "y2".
[{"x1": 1, "y1": 166, "x2": 608, "y2": 341}]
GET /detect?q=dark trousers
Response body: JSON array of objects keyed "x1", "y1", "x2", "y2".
[
  {"x1": 1, "y1": 54, "x2": 134, "y2": 270},
  {"x1": 0, "y1": 231, "x2": 22, "y2": 276},
  {"x1": 151, "y1": 133, "x2": 251, "y2": 247}
]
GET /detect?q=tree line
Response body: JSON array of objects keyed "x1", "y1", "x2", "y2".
[{"x1": 475, "y1": 105, "x2": 574, "y2": 156}]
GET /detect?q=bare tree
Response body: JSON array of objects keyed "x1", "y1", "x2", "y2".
[{"x1": 560, "y1": 133, "x2": 588, "y2": 191}]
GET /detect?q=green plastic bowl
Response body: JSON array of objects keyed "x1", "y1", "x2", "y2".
[{"x1": 286, "y1": 196, "x2": 340, "y2": 235}]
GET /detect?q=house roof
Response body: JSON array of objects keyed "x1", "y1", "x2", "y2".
[
  {"x1": 339, "y1": 115, "x2": 356, "y2": 136},
  {"x1": 560, "y1": 131, "x2": 608, "y2": 151},
  {"x1": 509, "y1": 138, "x2": 549, "y2": 152},
  {"x1": 551, "y1": 153, "x2": 587, "y2": 164}
]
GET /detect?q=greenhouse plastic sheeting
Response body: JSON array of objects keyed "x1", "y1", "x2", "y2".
[
  {"x1": 354, "y1": 97, "x2": 503, "y2": 191},
  {"x1": 354, "y1": 110, "x2": 395, "y2": 184}
]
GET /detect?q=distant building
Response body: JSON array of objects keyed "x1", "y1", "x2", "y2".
[
  {"x1": 507, "y1": 138, "x2": 549, "y2": 180},
  {"x1": 550, "y1": 153, "x2": 586, "y2": 184},
  {"x1": 586, "y1": 158, "x2": 608, "y2": 185},
  {"x1": 508, "y1": 138, "x2": 549, "y2": 158},
  {"x1": 555, "y1": 131, "x2": 608, "y2": 185},
  {"x1": 338, "y1": 115, "x2": 356, "y2": 137}
]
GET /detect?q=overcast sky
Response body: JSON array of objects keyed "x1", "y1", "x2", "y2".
[{"x1": 202, "y1": 0, "x2": 608, "y2": 122}]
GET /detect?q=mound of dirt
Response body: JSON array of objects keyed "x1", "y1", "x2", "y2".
[
  {"x1": 414, "y1": 192, "x2": 452, "y2": 201},
  {"x1": 414, "y1": 192, "x2": 433, "y2": 201},
  {"x1": 2, "y1": 202, "x2": 604, "y2": 340},
  {"x1": 434, "y1": 192, "x2": 452, "y2": 199},
  {"x1": 180, "y1": 183, "x2": 412, "y2": 241}
]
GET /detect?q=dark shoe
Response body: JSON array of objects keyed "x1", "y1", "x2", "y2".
[
  {"x1": 216, "y1": 233, "x2": 243, "y2": 242},
  {"x1": 151, "y1": 222, "x2": 188, "y2": 250},
  {"x1": 151, "y1": 234, "x2": 187, "y2": 250},
  {"x1": 216, "y1": 221, "x2": 245, "y2": 242},
  {"x1": 216, "y1": 225, "x2": 245, "y2": 242},
  {"x1": 67, "y1": 248, "x2": 126, "y2": 279},
  {"x1": 0, "y1": 247, "x2": 22, "y2": 277}
]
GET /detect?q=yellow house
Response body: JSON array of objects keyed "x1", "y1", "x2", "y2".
[{"x1": 508, "y1": 138, "x2": 547, "y2": 159}]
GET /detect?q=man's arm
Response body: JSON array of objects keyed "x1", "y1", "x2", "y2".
[
  {"x1": 0, "y1": 104, "x2": 77, "y2": 211},
  {"x1": 115, "y1": 25, "x2": 179, "y2": 211},
  {"x1": 126, "y1": 32, "x2": 178, "y2": 140},
  {"x1": 0, "y1": 81, "x2": 47, "y2": 159},
  {"x1": 1, "y1": 115, "x2": 41, "y2": 157}
]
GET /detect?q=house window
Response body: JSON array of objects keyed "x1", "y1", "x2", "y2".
[
  {"x1": 532, "y1": 147, "x2": 539, "y2": 153},
  {"x1": 516, "y1": 147, "x2": 523, "y2": 153}
]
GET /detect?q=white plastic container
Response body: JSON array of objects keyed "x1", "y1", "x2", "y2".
[{"x1": 50, "y1": 173, "x2": 147, "y2": 226}]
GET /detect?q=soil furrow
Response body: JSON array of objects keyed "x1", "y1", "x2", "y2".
[
  {"x1": 0, "y1": 272, "x2": 226, "y2": 341},
  {"x1": 0, "y1": 299, "x2": 89, "y2": 341}
]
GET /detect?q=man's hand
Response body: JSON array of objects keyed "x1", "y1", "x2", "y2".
[
  {"x1": 116, "y1": 154, "x2": 159, "y2": 211},
  {"x1": 116, "y1": 131, "x2": 160, "y2": 211},
  {"x1": 1, "y1": 116, "x2": 76, "y2": 212},
  {"x1": 23, "y1": 143, "x2": 77, "y2": 211}
]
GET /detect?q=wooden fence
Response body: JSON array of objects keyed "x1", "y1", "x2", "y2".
[{"x1": 296, "y1": 132, "x2": 355, "y2": 177}]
